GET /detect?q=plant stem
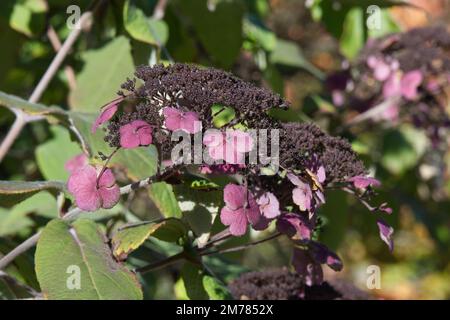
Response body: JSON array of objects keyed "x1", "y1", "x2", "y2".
[
  {"x1": 200, "y1": 232, "x2": 282, "y2": 256},
  {"x1": 0, "y1": 11, "x2": 93, "y2": 164},
  {"x1": 0, "y1": 115, "x2": 26, "y2": 163},
  {"x1": 135, "y1": 251, "x2": 186, "y2": 274}
]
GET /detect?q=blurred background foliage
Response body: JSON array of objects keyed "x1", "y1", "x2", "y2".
[{"x1": 0, "y1": 0, "x2": 449, "y2": 299}]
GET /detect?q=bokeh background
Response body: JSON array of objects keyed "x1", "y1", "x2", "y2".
[{"x1": 0, "y1": 0, "x2": 449, "y2": 299}]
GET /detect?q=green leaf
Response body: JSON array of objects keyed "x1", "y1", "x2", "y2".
[
  {"x1": 0, "y1": 207, "x2": 33, "y2": 237},
  {"x1": 0, "y1": 180, "x2": 65, "y2": 207},
  {"x1": 35, "y1": 126, "x2": 83, "y2": 181},
  {"x1": 368, "y1": 9, "x2": 400, "y2": 38},
  {"x1": 111, "y1": 218, "x2": 187, "y2": 259},
  {"x1": 69, "y1": 36, "x2": 135, "y2": 112},
  {"x1": 340, "y1": 7, "x2": 365, "y2": 60},
  {"x1": 112, "y1": 147, "x2": 158, "y2": 181},
  {"x1": 9, "y1": 0, "x2": 47, "y2": 37},
  {"x1": 381, "y1": 125, "x2": 427, "y2": 175},
  {"x1": 211, "y1": 104, "x2": 235, "y2": 128},
  {"x1": 123, "y1": 0, "x2": 168, "y2": 45},
  {"x1": 270, "y1": 39, "x2": 324, "y2": 79},
  {"x1": 180, "y1": 262, "x2": 208, "y2": 300},
  {"x1": 35, "y1": 219, "x2": 143, "y2": 300},
  {"x1": 0, "y1": 90, "x2": 65, "y2": 117},
  {"x1": 202, "y1": 275, "x2": 232, "y2": 300},
  {"x1": 243, "y1": 16, "x2": 276, "y2": 51},
  {"x1": 148, "y1": 182, "x2": 182, "y2": 218},
  {"x1": 176, "y1": 0, "x2": 243, "y2": 68}
]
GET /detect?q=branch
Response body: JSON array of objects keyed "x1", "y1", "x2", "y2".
[
  {"x1": 46, "y1": 26, "x2": 77, "y2": 91},
  {"x1": 135, "y1": 251, "x2": 186, "y2": 274},
  {"x1": 0, "y1": 169, "x2": 178, "y2": 271},
  {"x1": 200, "y1": 232, "x2": 282, "y2": 256},
  {"x1": 343, "y1": 96, "x2": 401, "y2": 128},
  {"x1": 0, "y1": 11, "x2": 93, "y2": 163},
  {"x1": 135, "y1": 232, "x2": 283, "y2": 275}
]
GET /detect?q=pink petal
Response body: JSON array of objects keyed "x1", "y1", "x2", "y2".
[
  {"x1": 119, "y1": 120, "x2": 152, "y2": 149},
  {"x1": 377, "y1": 219, "x2": 394, "y2": 252},
  {"x1": 401, "y1": 70, "x2": 423, "y2": 100},
  {"x1": 99, "y1": 185, "x2": 120, "y2": 209},
  {"x1": 136, "y1": 124, "x2": 153, "y2": 146},
  {"x1": 332, "y1": 90, "x2": 344, "y2": 107},
  {"x1": 367, "y1": 56, "x2": 391, "y2": 81},
  {"x1": 383, "y1": 73, "x2": 401, "y2": 99},
  {"x1": 310, "y1": 242, "x2": 343, "y2": 272},
  {"x1": 221, "y1": 207, "x2": 248, "y2": 236},
  {"x1": 163, "y1": 107, "x2": 182, "y2": 131},
  {"x1": 292, "y1": 184, "x2": 312, "y2": 212},
  {"x1": 91, "y1": 97, "x2": 123, "y2": 133},
  {"x1": 98, "y1": 168, "x2": 116, "y2": 188},
  {"x1": 180, "y1": 112, "x2": 201, "y2": 134},
  {"x1": 203, "y1": 131, "x2": 224, "y2": 147},
  {"x1": 67, "y1": 165, "x2": 97, "y2": 195},
  {"x1": 276, "y1": 213, "x2": 312, "y2": 240},
  {"x1": 348, "y1": 176, "x2": 381, "y2": 189},
  {"x1": 244, "y1": 196, "x2": 262, "y2": 226},
  {"x1": 67, "y1": 165, "x2": 101, "y2": 212},
  {"x1": 120, "y1": 123, "x2": 140, "y2": 149},
  {"x1": 287, "y1": 173, "x2": 302, "y2": 186},
  {"x1": 316, "y1": 166, "x2": 326, "y2": 184},
  {"x1": 64, "y1": 153, "x2": 88, "y2": 174},
  {"x1": 226, "y1": 130, "x2": 254, "y2": 153},
  {"x1": 223, "y1": 183, "x2": 246, "y2": 210},
  {"x1": 208, "y1": 145, "x2": 225, "y2": 161},
  {"x1": 257, "y1": 192, "x2": 280, "y2": 219},
  {"x1": 223, "y1": 146, "x2": 245, "y2": 165},
  {"x1": 220, "y1": 206, "x2": 236, "y2": 226}
]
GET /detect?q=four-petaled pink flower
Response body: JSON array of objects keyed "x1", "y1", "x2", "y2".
[
  {"x1": 203, "y1": 130, "x2": 253, "y2": 164},
  {"x1": 256, "y1": 192, "x2": 280, "y2": 219},
  {"x1": 348, "y1": 175, "x2": 381, "y2": 189},
  {"x1": 68, "y1": 165, "x2": 120, "y2": 212},
  {"x1": 287, "y1": 173, "x2": 313, "y2": 212},
  {"x1": 91, "y1": 96, "x2": 124, "y2": 133},
  {"x1": 163, "y1": 107, "x2": 201, "y2": 134},
  {"x1": 64, "y1": 153, "x2": 88, "y2": 174},
  {"x1": 383, "y1": 70, "x2": 423, "y2": 101},
  {"x1": 119, "y1": 120, "x2": 153, "y2": 149},
  {"x1": 220, "y1": 183, "x2": 262, "y2": 236}
]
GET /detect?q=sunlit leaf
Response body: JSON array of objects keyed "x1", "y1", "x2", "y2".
[
  {"x1": 0, "y1": 181, "x2": 65, "y2": 207},
  {"x1": 35, "y1": 219, "x2": 143, "y2": 300},
  {"x1": 69, "y1": 36, "x2": 135, "y2": 112},
  {"x1": 123, "y1": 0, "x2": 168, "y2": 45}
]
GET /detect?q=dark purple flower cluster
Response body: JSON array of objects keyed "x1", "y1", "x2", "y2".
[
  {"x1": 327, "y1": 26, "x2": 450, "y2": 144},
  {"x1": 229, "y1": 268, "x2": 370, "y2": 300},
  {"x1": 89, "y1": 63, "x2": 393, "y2": 287}
]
